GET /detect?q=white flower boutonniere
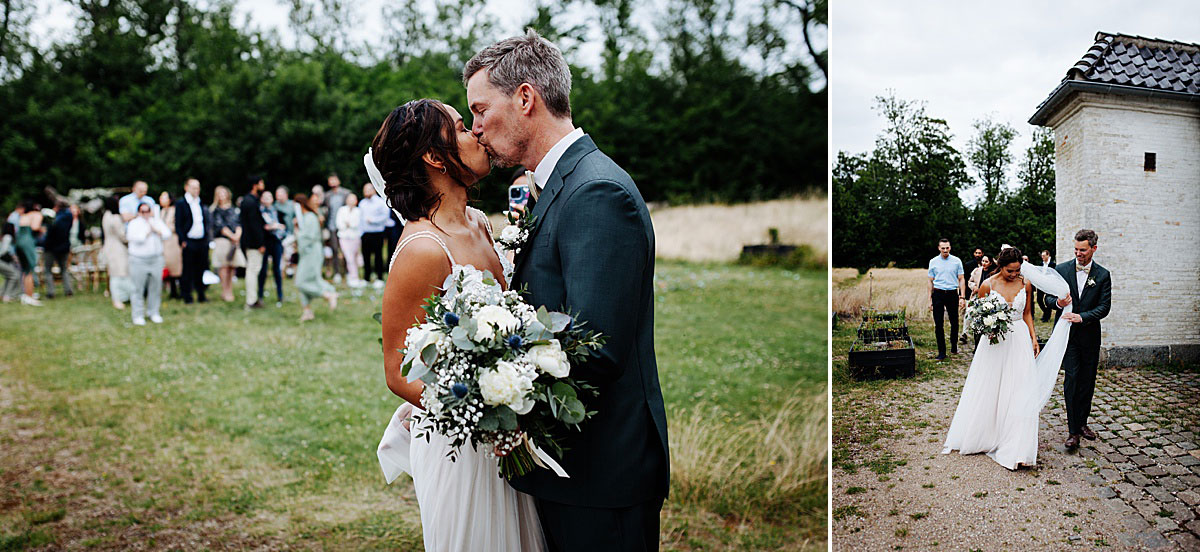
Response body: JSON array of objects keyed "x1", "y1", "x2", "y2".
[
  {"x1": 1086, "y1": 277, "x2": 1096, "y2": 288},
  {"x1": 497, "y1": 213, "x2": 537, "y2": 254}
]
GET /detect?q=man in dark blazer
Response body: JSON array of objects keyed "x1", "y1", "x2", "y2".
[
  {"x1": 1037, "y1": 249, "x2": 1057, "y2": 323},
  {"x1": 1043, "y1": 229, "x2": 1111, "y2": 450},
  {"x1": 42, "y1": 200, "x2": 75, "y2": 298},
  {"x1": 175, "y1": 178, "x2": 213, "y2": 304},
  {"x1": 240, "y1": 176, "x2": 267, "y2": 309},
  {"x1": 466, "y1": 29, "x2": 669, "y2": 552}
]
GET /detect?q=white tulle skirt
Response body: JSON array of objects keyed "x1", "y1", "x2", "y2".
[
  {"x1": 941, "y1": 320, "x2": 1041, "y2": 470},
  {"x1": 378, "y1": 403, "x2": 545, "y2": 551}
]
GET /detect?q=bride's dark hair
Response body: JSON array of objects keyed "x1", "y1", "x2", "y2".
[
  {"x1": 369, "y1": 99, "x2": 475, "y2": 222},
  {"x1": 996, "y1": 246, "x2": 1022, "y2": 267}
]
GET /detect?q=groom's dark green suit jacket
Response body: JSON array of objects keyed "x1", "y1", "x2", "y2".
[{"x1": 509, "y1": 135, "x2": 670, "y2": 508}]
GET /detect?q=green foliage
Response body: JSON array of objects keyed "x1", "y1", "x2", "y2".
[
  {"x1": 834, "y1": 94, "x2": 1057, "y2": 269},
  {"x1": 0, "y1": 0, "x2": 824, "y2": 214},
  {"x1": 736, "y1": 244, "x2": 825, "y2": 271}
]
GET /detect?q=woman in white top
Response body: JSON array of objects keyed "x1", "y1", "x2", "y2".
[
  {"x1": 126, "y1": 202, "x2": 172, "y2": 325},
  {"x1": 336, "y1": 193, "x2": 364, "y2": 287},
  {"x1": 101, "y1": 195, "x2": 132, "y2": 310}
]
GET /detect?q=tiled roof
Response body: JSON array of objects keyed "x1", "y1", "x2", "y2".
[
  {"x1": 1030, "y1": 32, "x2": 1200, "y2": 125},
  {"x1": 1067, "y1": 32, "x2": 1199, "y2": 94}
]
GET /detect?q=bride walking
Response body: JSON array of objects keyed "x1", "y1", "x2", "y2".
[
  {"x1": 942, "y1": 246, "x2": 1048, "y2": 470},
  {"x1": 372, "y1": 98, "x2": 543, "y2": 551}
]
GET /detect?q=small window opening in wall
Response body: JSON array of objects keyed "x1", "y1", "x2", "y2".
[{"x1": 1144, "y1": 152, "x2": 1156, "y2": 172}]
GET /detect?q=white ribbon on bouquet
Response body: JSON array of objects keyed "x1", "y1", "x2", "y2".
[
  {"x1": 1019, "y1": 261, "x2": 1072, "y2": 414},
  {"x1": 376, "y1": 403, "x2": 571, "y2": 483}
]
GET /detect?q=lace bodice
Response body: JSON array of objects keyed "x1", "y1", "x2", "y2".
[{"x1": 992, "y1": 287, "x2": 1026, "y2": 320}]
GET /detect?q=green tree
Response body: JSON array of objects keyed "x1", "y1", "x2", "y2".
[{"x1": 966, "y1": 116, "x2": 1017, "y2": 204}]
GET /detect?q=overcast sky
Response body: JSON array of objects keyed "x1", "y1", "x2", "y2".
[{"x1": 830, "y1": 0, "x2": 1199, "y2": 198}]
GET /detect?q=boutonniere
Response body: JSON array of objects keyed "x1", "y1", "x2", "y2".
[
  {"x1": 1086, "y1": 277, "x2": 1096, "y2": 288},
  {"x1": 496, "y1": 213, "x2": 537, "y2": 254}
]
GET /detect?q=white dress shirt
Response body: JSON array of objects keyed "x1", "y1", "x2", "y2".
[
  {"x1": 531, "y1": 127, "x2": 585, "y2": 193},
  {"x1": 184, "y1": 193, "x2": 204, "y2": 239},
  {"x1": 1075, "y1": 260, "x2": 1092, "y2": 293}
]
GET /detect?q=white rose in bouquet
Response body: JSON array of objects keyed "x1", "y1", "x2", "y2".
[
  {"x1": 474, "y1": 305, "x2": 520, "y2": 341},
  {"x1": 479, "y1": 360, "x2": 535, "y2": 414},
  {"x1": 525, "y1": 339, "x2": 571, "y2": 378}
]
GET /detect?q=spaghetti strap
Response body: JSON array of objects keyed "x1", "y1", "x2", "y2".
[
  {"x1": 389, "y1": 231, "x2": 456, "y2": 271},
  {"x1": 469, "y1": 207, "x2": 494, "y2": 236}
]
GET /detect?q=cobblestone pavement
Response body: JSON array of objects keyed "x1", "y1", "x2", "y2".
[{"x1": 833, "y1": 349, "x2": 1200, "y2": 551}]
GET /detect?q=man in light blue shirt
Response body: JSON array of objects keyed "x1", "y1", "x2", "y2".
[
  {"x1": 119, "y1": 180, "x2": 158, "y2": 223},
  {"x1": 928, "y1": 238, "x2": 966, "y2": 360}
]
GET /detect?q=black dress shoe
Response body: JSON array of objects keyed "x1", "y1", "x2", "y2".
[
  {"x1": 1081, "y1": 426, "x2": 1098, "y2": 440},
  {"x1": 1065, "y1": 434, "x2": 1081, "y2": 449},
  {"x1": 935, "y1": 354, "x2": 947, "y2": 361}
]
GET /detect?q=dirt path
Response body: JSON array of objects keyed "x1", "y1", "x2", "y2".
[{"x1": 833, "y1": 348, "x2": 1200, "y2": 551}]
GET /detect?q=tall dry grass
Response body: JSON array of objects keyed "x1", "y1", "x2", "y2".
[
  {"x1": 652, "y1": 197, "x2": 827, "y2": 263},
  {"x1": 490, "y1": 197, "x2": 827, "y2": 263},
  {"x1": 832, "y1": 268, "x2": 930, "y2": 317},
  {"x1": 668, "y1": 388, "x2": 827, "y2": 527}
]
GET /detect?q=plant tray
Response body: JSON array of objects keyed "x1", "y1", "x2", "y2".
[{"x1": 848, "y1": 336, "x2": 916, "y2": 380}]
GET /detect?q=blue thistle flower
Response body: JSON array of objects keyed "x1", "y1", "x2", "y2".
[
  {"x1": 443, "y1": 312, "x2": 459, "y2": 327},
  {"x1": 507, "y1": 334, "x2": 523, "y2": 350},
  {"x1": 452, "y1": 383, "x2": 468, "y2": 398}
]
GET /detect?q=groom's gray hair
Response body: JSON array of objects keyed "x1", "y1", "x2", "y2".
[
  {"x1": 1074, "y1": 229, "x2": 1098, "y2": 247},
  {"x1": 463, "y1": 28, "x2": 572, "y2": 119}
]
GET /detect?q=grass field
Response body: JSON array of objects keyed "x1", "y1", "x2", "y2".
[{"x1": 0, "y1": 261, "x2": 826, "y2": 550}]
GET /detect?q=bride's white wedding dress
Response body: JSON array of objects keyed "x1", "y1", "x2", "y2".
[
  {"x1": 941, "y1": 287, "x2": 1041, "y2": 469},
  {"x1": 942, "y1": 262, "x2": 1073, "y2": 470},
  {"x1": 376, "y1": 209, "x2": 544, "y2": 552}
]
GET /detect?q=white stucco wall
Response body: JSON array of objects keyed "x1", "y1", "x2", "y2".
[{"x1": 1046, "y1": 91, "x2": 1200, "y2": 351}]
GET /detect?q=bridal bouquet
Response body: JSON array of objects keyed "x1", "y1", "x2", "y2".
[
  {"x1": 401, "y1": 264, "x2": 605, "y2": 479},
  {"x1": 964, "y1": 293, "x2": 1015, "y2": 344}
]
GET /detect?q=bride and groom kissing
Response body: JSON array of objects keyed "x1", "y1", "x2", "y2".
[
  {"x1": 943, "y1": 229, "x2": 1112, "y2": 470},
  {"x1": 369, "y1": 30, "x2": 670, "y2": 551}
]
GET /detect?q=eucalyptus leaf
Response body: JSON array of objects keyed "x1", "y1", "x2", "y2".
[
  {"x1": 547, "y1": 312, "x2": 572, "y2": 333},
  {"x1": 558, "y1": 398, "x2": 586, "y2": 424},
  {"x1": 497, "y1": 407, "x2": 518, "y2": 431},
  {"x1": 372, "y1": 312, "x2": 383, "y2": 325},
  {"x1": 478, "y1": 410, "x2": 500, "y2": 431},
  {"x1": 536, "y1": 306, "x2": 552, "y2": 328},
  {"x1": 551, "y1": 382, "x2": 577, "y2": 401},
  {"x1": 420, "y1": 343, "x2": 438, "y2": 367}
]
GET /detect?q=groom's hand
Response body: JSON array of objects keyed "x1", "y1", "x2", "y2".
[
  {"x1": 1063, "y1": 313, "x2": 1083, "y2": 324},
  {"x1": 1056, "y1": 296, "x2": 1072, "y2": 308}
]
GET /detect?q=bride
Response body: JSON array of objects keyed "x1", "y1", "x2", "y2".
[
  {"x1": 370, "y1": 98, "x2": 544, "y2": 551},
  {"x1": 942, "y1": 246, "x2": 1069, "y2": 470}
]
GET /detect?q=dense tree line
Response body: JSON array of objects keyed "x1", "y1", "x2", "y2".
[
  {"x1": 833, "y1": 94, "x2": 1055, "y2": 271},
  {"x1": 0, "y1": 0, "x2": 825, "y2": 215}
]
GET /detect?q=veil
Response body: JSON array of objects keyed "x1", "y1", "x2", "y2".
[
  {"x1": 1019, "y1": 261, "x2": 1072, "y2": 414},
  {"x1": 364, "y1": 148, "x2": 405, "y2": 226}
]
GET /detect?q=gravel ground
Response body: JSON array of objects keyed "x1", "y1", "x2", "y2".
[{"x1": 833, "y1": 342, "x2": 1199, "y2": 551}]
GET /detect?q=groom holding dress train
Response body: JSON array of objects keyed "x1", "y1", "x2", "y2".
[{"x1": 1042, "y1": 229, "x2": 1112, "y2": 450}]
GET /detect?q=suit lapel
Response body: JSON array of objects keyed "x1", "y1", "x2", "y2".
[
  {"x1": 1065, "y1": 260, "x2": 1080, "y2": 303},
  {"x1": 512, "y1": 136, "x2": 599, "y2": 280}
]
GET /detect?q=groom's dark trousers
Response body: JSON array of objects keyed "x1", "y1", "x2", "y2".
[
  {"x1": 508, "y1": 135, "x2": 670, "y2": 552},
  {"x1": 1044, "y1": 260, "x2": 1112, "y2": 436}
]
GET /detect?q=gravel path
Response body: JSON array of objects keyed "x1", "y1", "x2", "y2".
[{"x1": 833, "y1": 345, "x2": 1200, "y2": 551}]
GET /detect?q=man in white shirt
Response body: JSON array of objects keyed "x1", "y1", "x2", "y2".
[
  {"x1": 358, "y1": 182, "x2": 391, "y2": 287},
  {"x1": 119, "y1": 180, "x2": 157, "y2": 223},
  {"x1": 175, "y1": 178, "x2": 212, "y2": 304}
]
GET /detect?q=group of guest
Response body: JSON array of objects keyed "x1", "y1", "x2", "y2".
[
  {"x1": 929, "y1": 241, "x2": 1060, "y2": 359},
  {"x1": 2, "y1": 199, "x2": 85, "y2": 306},
  {"x1": 4, "y1": 174, "x2": 405, "y2": 323}
]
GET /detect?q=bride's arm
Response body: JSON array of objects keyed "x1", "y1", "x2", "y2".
[{"x1": 381, "y1": 238, "x2": 453, "y2": 407}]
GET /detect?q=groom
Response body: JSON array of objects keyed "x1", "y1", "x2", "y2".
[
  {"x1": 464, "y1": 30, "x2": 670, "y2": 551},
  {"x1": 1042, "y1": 229, "x2": 1112, "y2": 450}
]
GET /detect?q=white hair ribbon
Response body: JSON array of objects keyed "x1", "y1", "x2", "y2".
[{"x1": 364, "y1": 148, "x2": 405, "y2": 226}]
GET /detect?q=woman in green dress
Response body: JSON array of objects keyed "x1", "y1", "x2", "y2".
[
  {"x1": 15, "y1": 200, "x2": 44, "y2": 306},
  {"x1": 294, "y1": 193, "x2": 337, "y2": 321}
]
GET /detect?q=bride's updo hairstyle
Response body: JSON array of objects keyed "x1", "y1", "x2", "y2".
[
  {"x1": 996, "y1": 246, "x2": 1023, "y2": 268},
  {"x1": 370, "y1": 99, "x2": 475, "y2": 222}
]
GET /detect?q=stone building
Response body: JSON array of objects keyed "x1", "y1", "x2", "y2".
[{"x1": 1029, "y1": 32, "x2": 1199, "y2": 366}]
